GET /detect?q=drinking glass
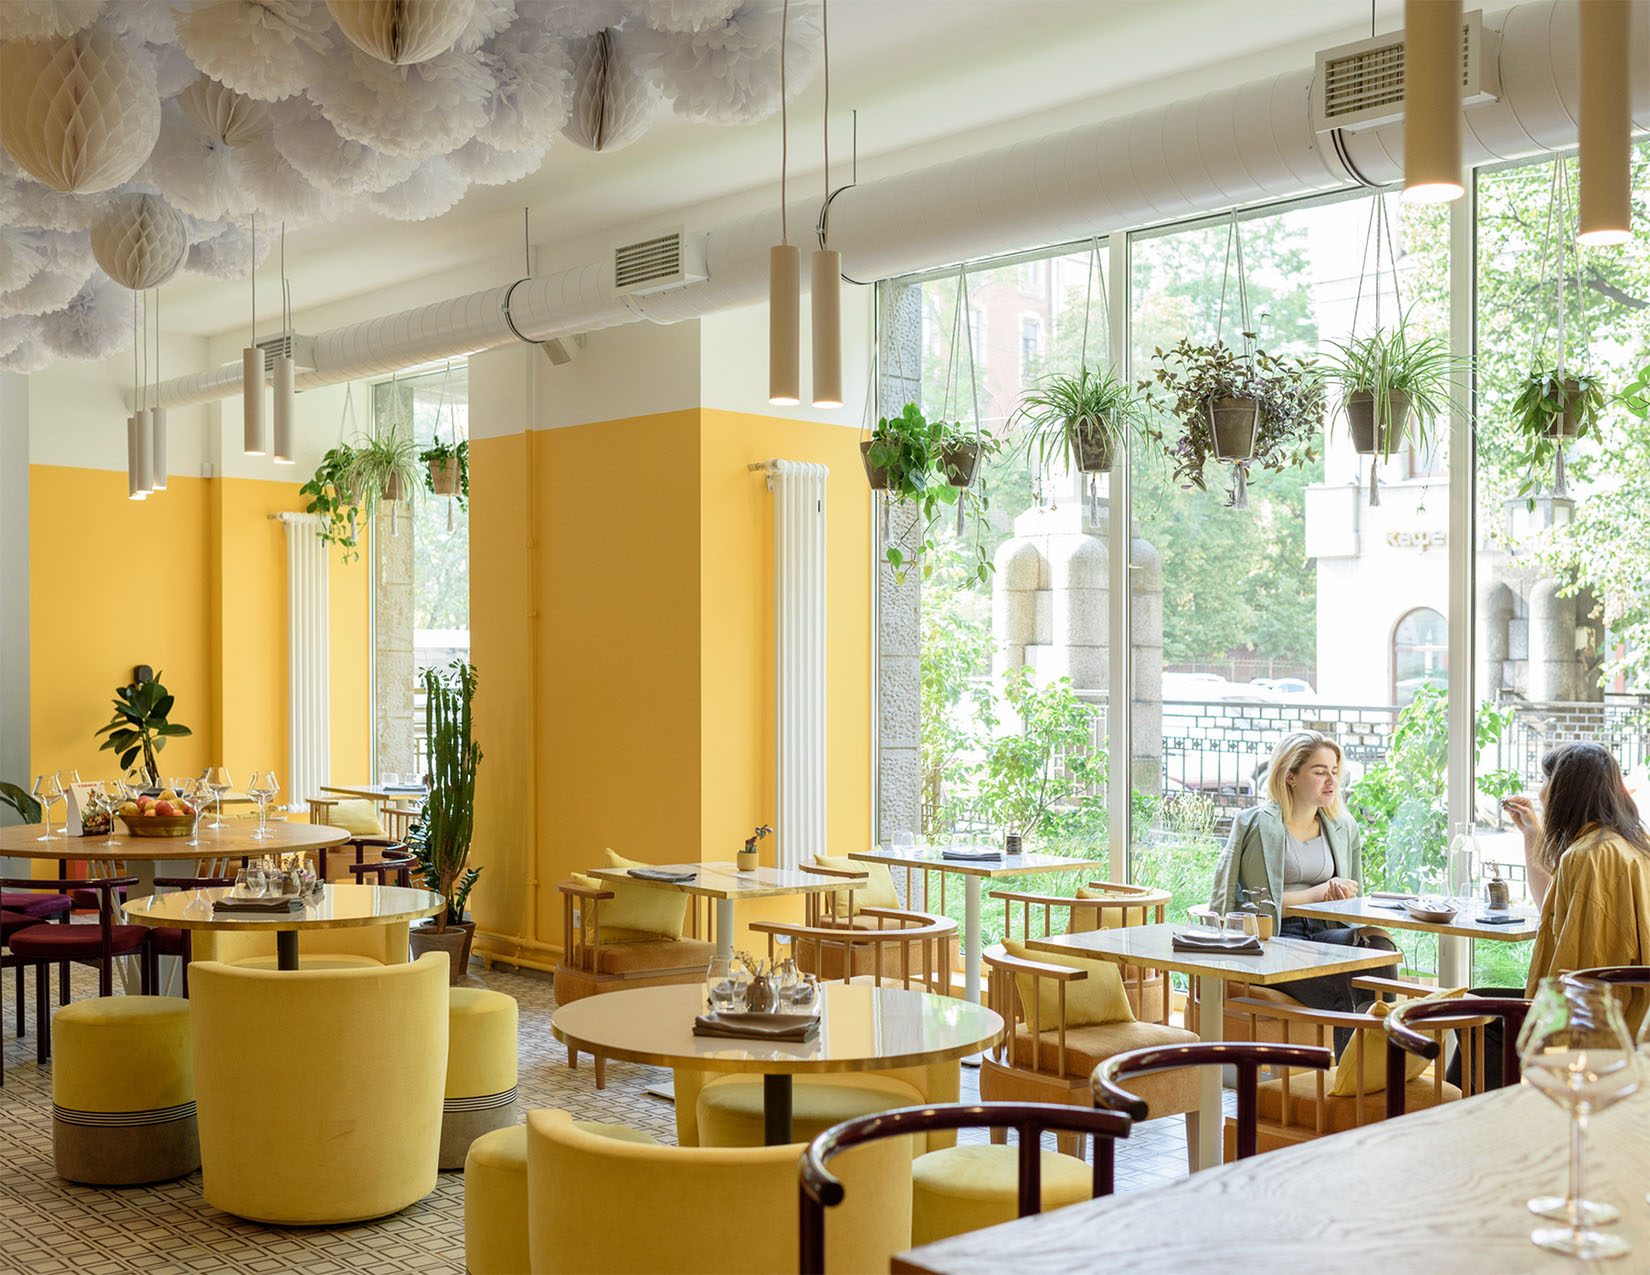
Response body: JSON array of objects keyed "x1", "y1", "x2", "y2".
[
  {"x1": 383, "y1": 771, "x2": 399, "y2": 787},
  {"x1": 46, "y1": 772, "x2": 66, "y2": 837},
  {"x1": 1518, "y1": 977, "x2": 1639, "y2": 1259},
  {"x1": 234, "y1": 864, "x2": 265, "y2": 897},
  {"x1": 247, "y1": 771, "x2": 279, "y2": 839},
  {"x1": 31, "y1": 774, "x2": 54, "y2": 840},
  {"x1": 205, "y1": 768, "x2": 233, "y2": 830},
  {"x1": 182, "y1": 778, "x2": 210, "y2": 847},
  {"x1": 705, "y1": 957, "x2": 739, "y2": 1016}
]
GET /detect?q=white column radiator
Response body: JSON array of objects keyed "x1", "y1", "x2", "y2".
[
  {"x1": 276, "y1": 513, "x2": 330, "y2": 811},
  {"x1": 768, "y1": 460, "x2": 830, "y2": 871}
]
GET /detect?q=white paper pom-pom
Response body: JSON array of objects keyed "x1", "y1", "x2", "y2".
[
  {"x1": 0, "y1": 230, "x2": 50, "y2": 293},
  {"x1": 106, "y1": 0, "x2": 176, "y2": 47},
  {"x1": 454, "y1": 0, "x2": 514, "y2": 52},
  {"x1": 183, "y1": 219, "x2": 273, "y2": 279},
  {"x1": 90, "y1": 192, "x2": 188, "y2": 289},
  {"x1": 561, "y1": 29, "x2": 659, "y2": 152},
  {"x1": 1, "y1": 174, "x2": 109, "y2": 231},
  {"x1": 0, "y1": 24, "x2": 162, "y2": 193},
  {"x1": 178, "y1": 76, "x2": 272, "y2": 147},
  {"x1": 364, "y1": 154, "x2": 468, "y2": 220},
  {"x1": 0, "y1": 1, "x2": 105, "y2": 41},
  {"x1": 0, "y1": 328, "x2": 51, "y2": 373},
  {"x1": 0, "y1": 315, "x2": 31, "y2": 360},
  {"x1": 476, "y1": 21, "x2": 572, "y2": 151},
  {"x1": 640, "y1": 0, "x2": 737, "y2": 34},
  {"x1": 38, "y1": 271, "x2": 132, "y2": 359},
  {"x1": 540, "y1": 0, "x2": 630, "y2": 39},
  {"x1": 326, "y1": 0, "x2": 474, "y2": 66},
  {"x1": 174, "y1": 0, "x2": 334, "y2": 102},
  {"x1": 0, "y1": 259, "x2": 93, "y2": 318},
  {"x1": 316, "y1": 45, "x2": 492, "y2": 159},
  {"x1": 148, "y1": 41, "x2": 204, "y2": 97},
  {"x1": 143, "y1": 100, "x2": 250, "y2": 221},
  {"x1": 653, "y1": 0, "x2": 820, "y2": 125},
  {"x1": 270, "y1": 102, "x2": 419, "y2": 194},
  {"x1": 232, "y1": 134, "x2": 341, "y2": 224},
  {"x1": 446, "y1": 136, "x2": 544, "y2": 186}
]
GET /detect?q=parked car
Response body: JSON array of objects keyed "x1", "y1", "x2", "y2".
[
  {"x1": 1161, "y1": 673, "x2": 1286, "y2": 704},
  {"x1": 1250, "y1": 676, "x2": 1316, "y2": 699}
]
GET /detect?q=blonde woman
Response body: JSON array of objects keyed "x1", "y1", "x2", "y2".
[{"x1": 1209, "y1": 731, "x2": 1398, "y2": 1017}]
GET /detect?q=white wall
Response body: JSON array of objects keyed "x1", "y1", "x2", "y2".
[{"x1": 700, "y1": 283, "x2": 873, "y2": 427}]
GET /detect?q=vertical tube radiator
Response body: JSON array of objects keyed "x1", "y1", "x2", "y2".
[
  {"x1": 769, "y1": 460, "x2": 830, "y2": 871},
  {"x1": 275, "y1": 513, "x2": 330, "y2": 811}
]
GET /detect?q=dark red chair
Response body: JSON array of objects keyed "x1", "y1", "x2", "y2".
[
  {"x1": 1383, "y1": 995, "x2": 1532, "y2": 1115},
  {"x1": 798, "y1": 1102, "x2": 1131, "y2": 1275},
  {"x1": 147, "y1": 875, "x2": 238, "y2": 997},
  {"x1": 1, "y1": 876, "x2": 152, "y2": 1064},
  {"x1": 1, "y1": 889, "x2": 74, "y2": 1039},
  {"x1": 1090, "y1": 1041, "x2": 1333, "y2": 1161}
]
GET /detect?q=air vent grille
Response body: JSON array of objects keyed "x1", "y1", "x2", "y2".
[
  {"x1": 255, "y1": 332, "x2": 315, "y2": 374},
  {"x1": 1313, "y1": 10, "x2": 1498, "y2": 134},
  {"x1": 612, "y1": 226, "x2": 707, "y2": 296}
]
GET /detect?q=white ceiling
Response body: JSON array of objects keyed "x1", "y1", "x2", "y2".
[{"x1": 160, "y1": 0, "x2": 1409, "y2": 340}]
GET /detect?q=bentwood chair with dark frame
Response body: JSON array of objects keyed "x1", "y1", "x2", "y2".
[
  {"x1": 347, "y1": 846, "x2": 420, "y2": 887},
  {"x1": 1382, "y1": 996, "x2": 1532, "y2": 1116},
  {"x1": 1567, "y1": 966, "x2": 1650, "y2": 1040},
  {"x1": 146, "y1": 875, "x2": 239, "y2": 997},
  {"x1": 798, "y1": 1102, "x2": 1133, "y2": 1275}
]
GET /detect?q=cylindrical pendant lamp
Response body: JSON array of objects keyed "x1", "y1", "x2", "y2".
[
  {"x1": 811, "y1": 248, "x2": 842, "y2": 408},
  {"x1": 127, "y1": 415, "x2": 146, "y2": 499},
  {"x1": 134, "y1": 410, "x2": 153, "y2": 496},
  {"x1": 272, "y1": 353, "x2": 296, "y2": 463},
  {"x1": 769, "y1": 243, "x2": 801, "y2": 406},
  {"x1": 1578, "y1": 0, "x2": 1632, "y2": 245},
  {"x1": 1401, "y1": 0, "x2": 1464, "y2": 203},
  {"x1": 243, "y1": 346, "x2": 266, "y2": 454},
  {"x1": 150, "y1": 406, "x2": 167, "y2": 490}
]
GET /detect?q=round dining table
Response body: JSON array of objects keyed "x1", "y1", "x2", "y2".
[
  {"x1": 551, "y1": 981, "x2": 1004, "y2": 1144},
  {"x1": 124, "y1": 882, "x2": 444, "y2": 970},
  {"x1": 0, "y1": 821, "x2": 351, "y2": 891}
]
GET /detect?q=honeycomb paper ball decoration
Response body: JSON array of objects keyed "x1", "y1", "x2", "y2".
[
  {"x1": 177, "y1": 75, "x2": 271, "y2": 147},
  {"x1": 561, "y1": 28, "x2": 658, "y2": 153},
  {"x1": 325, "y1": 0, "x2": 475, "y2": 65},
  {"x1": 0, "y1": 25, "x2": 161, "y2": 194},
  {"x1": 89, "y1": 193, "x2": 187, "y2": 290}
]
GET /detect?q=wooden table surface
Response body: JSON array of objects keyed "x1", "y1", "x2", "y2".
[
  {"x1": 124, "y1": 882, "x2": 443, "y2": 933},
  {"x1": 319, "y1": 783, "x2": 428, "y2": 802},
  {"x1": 587, "y1": 861, "x2": 863, "y2": 901},
  {"x1": 1026, "y1": 921, "x2": 1403, "y2": 984},
  {"x1": 1285, "y1": 893, "x2": 1541, "y2": 942},
  {"x1": 0, "y1": 820, "x2": 349, "y2": 862},
  {"x1": 849, "y1": 847, "x2": 1106, "y2": 880},
  {"x1": 892, "y1": 1084, "x2": 1650, "y2": 1274}
]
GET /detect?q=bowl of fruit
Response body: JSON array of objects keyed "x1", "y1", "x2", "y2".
[{"x1": 118, "y1": 791, "x2": 197, "y2": 837}]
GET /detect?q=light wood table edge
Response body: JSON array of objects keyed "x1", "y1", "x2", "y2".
[
  {"x1": 848, "y1": 850, "x2": 1107, "y2": 880},
  {"x1": 1023, "y1": 930, "x2": 1403, "y2": 985},
  {"x1": 1283, "y1": 899, "x2": 1540, "y2": 942},
  {"x1": 586, "y1": 863, "x2": 864, "y2": 901},
  {"x1": 123, "y1": 885, "x2": 443, "y2": 932}
]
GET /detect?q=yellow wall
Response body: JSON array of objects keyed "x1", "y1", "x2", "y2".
[
  {"x1": 469, "y1": 408, "x2": 871, "y2": 966},
  {"x1": 28, "y1": 466, "x2": 372, "y2": 801}
]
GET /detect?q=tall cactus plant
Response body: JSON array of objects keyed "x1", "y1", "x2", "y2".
[{"x1": 408, "y1": 660, "x2": 482, "y2": 931}]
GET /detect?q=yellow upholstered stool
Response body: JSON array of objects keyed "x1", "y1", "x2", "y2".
[
  {"x1": 51, "y1": 996, "x2": 197, "y2": 1185},
  {"x1": 464, "y1": 1121, "x2": 660, "y2": 1275},
  {"x1": 910, "y1": 1144, "x2": 1092, "y2": 1245},
  {"x1": 442, "y1": 987, "x2": 519, "y2": 1170},
  {"x1": 695, "y1": 1072, "x2": 924, "y2": 1150}
]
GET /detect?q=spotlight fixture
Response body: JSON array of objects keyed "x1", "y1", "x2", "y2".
[
  {"x1": 1401, "y1": 0, "x2": 1464, "y2": 204},
  {"x1": 768, "y1": 0, "x2": 800, "y2": 406},
  {"x1": 272, "y1": 226, "x2": 296, "y2": 462},
  {"x1": 149, "y1": 290, "x2": 166, "y2": 491},
  {"x1": 243, "y1": 211, "x2": 266, "y2": 455},
  {"x1": 810, "y1": 0, "x2": 841, "y2": 410},
  {"x1": 1578, "y1": 0, "x2": 1632, "y2": 245}
]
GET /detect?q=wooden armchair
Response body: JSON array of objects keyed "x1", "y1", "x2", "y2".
[
  {"x1": 751, "y1": 909, "x2": 957, "y2": 992},
  {"x1": 980, "y1": 942, "x2": 1199, "y2": 1161},
  {"x1": 993, "y1": 882, "x2": 1172, "y2": 1023},
  {"x1": 1221, "y1": 975, "x2": 1493, "y2": 1158},
  {"x1": 795, "y1": 863, "x2": 960, "y2": 983}
]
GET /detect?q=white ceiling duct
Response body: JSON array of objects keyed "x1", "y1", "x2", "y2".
[{"x1": 137, "y1": 0, "x2": 1650, "y2": 410}]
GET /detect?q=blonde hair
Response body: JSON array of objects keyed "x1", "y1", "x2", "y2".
[{"x1": 1266, "y1": 731, "x2": 1346, "y2": 823}]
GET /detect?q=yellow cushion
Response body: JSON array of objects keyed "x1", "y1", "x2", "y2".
[
  {"x1": 569, "y1": 849, "x2": 689, "y2": 940},
  {"x1": 447, "y1": 988, "x2": 518, "y2": 1098},
  {"x1": 911, "y1": 1144, "x2": 1092, "y2": 1245},
  {"x1": 1068, "y1": 886, "x2": 1152, "y2": 932},
  {"x1": 1260, "y1": 1068, "x2": 1461, "y2": 1131},
  {"x1": 1002, "y1": 936, "x2": 1134, "y2": 1029},
  {"x1": 696, "y1": 1073, "x2": 924, "y2": 1151},
  {"x1": 1329, "y1": 986, "x2": 1466, "y2": 1097},
  {"x1": 51, "y1": 996, "x2": 193, "y2": 1113},
  {"x1": 812, "y1": 855, "x2": 899, "y2": 914},
  {"x1": 328, "y1": 799, "x2": 385, "y2": 836}
]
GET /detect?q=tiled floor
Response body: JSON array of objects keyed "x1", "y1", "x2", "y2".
[{"x1": 1, "y1": 960, "x2": 1210, "y2": 1273}]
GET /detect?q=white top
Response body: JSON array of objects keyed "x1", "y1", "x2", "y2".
[{"x1": 1282, "y1": 833, "x2": 1333, "y2": 893}]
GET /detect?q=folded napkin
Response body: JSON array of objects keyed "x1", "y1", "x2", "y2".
[
  {"x1": 941, "y1": 848, "x2": 1003, "y2": 862},
  {"x1": 1171, "y1": 929, "x2": 1263, "y2": 955},
  {"x1": 213, "y1": 895, "x2": 304, "y2": 915},
  {"x1": 692, "y1": 1012, "x2": 821, "y2": 1042},
  {"x1": 382, "y1": 784, "x2": 427, "y2": 793},
  {"x1": 628, "y1": 867, "x2": 696, "y2": 883}
]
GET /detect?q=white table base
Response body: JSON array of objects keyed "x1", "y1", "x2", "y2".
[{"x1": 1192, "y1": 973, "x2": 1223, "y2": 1171}]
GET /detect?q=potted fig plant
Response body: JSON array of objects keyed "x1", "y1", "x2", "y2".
[
  {"x1": 1011, "y1": 365, "x2": 1151, "y2": 475},
  {"x1": 737, "y1": 824, "x2": 771, "y2": 872},
  {"x1": 95, "y1": 673, "x2": 191, "y2": 786},
  {"x1": 421, "y1": 437, "x2": 468, "y2": 508},
  {"x1": 407, "y1": 659, "x2": 483, "y2": 984},
  {"x1": 1140, "y1": 336, "x2": 1324, "y2": 505}
]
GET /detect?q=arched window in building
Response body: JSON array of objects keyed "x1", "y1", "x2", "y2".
[{"x1": 1393, "y1": 607, "x2": 1448, "y2": 705}]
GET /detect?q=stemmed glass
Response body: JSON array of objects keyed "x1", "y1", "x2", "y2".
[
  {"x1": 1517, "y1": 977, "x2": 1640, "y2": 1260},
  {"x1": 204, "y1": 768, "x2": 232, "y2": 830},
  {"x1": 99, "y1": 780, "x2": 129, "y2": 845},
  {"x1": 183, "y1": 778, "x2": 212, "y2": 847},
  {"x1": 31, "y1": 774, "x2": 55, "y2": 840},
  {"x1": 247, "y1": 771, "x2": 279, "y2": 839}
]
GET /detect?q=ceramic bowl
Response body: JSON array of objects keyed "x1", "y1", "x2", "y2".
[{"x1": 1403, "y1": 898, "x2": 1458, "y2": 923}]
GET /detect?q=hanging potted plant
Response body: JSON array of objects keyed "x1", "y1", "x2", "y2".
[
  {"x1": 1140, "y1": 336, "x2": 1324, "y2": 506},
  {"x1": 863, "y1": 402, "x2": 993, "y2": 585},
  {"x1": 937, "y1": 416, "x2": 1000, "y2": 488},
  {"x1": 299, "y1": 442, "x2": 364, "y2": 562},
  {"x1": 1011, "y1": 365, "x2": 1150, "y2": 475},
  {"x1": 350, "y1": 427, "x2": 421, "y2": 506},
  {"x1": 1322, "y1": 319, "x2": 1463, "y2": 458},
  {"x1": 421, "y1": 437, "x2": 468, "y2": 508},
  {"x1": 407, "y1": 659, "x2": 483, "y2": 985},
  {"x1": 862, "y1": 400, "x2": 938, "y2": 492},
  {"x1": 1513, "y1": 369, "x2": 1605, "y2": 442}
]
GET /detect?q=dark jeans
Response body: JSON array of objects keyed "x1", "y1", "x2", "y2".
[
  {"x1": 1276, "y1": 917, "x2": 1401, "y2": 1052},
  {"x1": 1444, "y1": 986, "x2": 1521, "y2": 1091}
]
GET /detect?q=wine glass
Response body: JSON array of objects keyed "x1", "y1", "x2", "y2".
[
  {"x1": 46, "y1": 772, "x2": 66, "y2": 838},
  {"x1": 1517, "y1": 977, "x2": 1639, "y2": 1259},
  {"x1": 182, "y1": 778, "x2": 211, "y2": 847},
  {"x1": 31, "y1": 774, "x2": 54, "y2": 840},
  {"x1": 204, "y1": 767, "x2": 232, "y2": 830},
  {"x1": 247, "y1": 771, "x2": 279, "y2": 839},
  {"x1": 97, "y1": 782, "x2": 126, "y2": 846}
]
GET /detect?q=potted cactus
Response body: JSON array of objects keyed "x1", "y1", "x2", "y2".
[{"x1": 407, "y1": 660, "x2": 483, "y2": 984}]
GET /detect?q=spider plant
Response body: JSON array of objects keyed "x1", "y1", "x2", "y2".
[
  {"x1": 1321, "y1": 317, "x2": 1465, "y2": 458},
  {"x1": 1011, "y1": 366, "x2": 1151, "y2": 476}
]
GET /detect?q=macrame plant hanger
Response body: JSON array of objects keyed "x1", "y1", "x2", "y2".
[
  {"x1": 1212, "y1": 210, "x2": 1256, "y2": 510},
  {"x1": 338, "y1": 380, "x2": 360, "y2": 547},
  {"x1": 936, "y1": 264, "x2": 984, "y2": 536},
  {"x1": 434, "y1": 359, "x2": 455, "y2": 531},
  {"x1": 1346, "y1": 191, "x2": 1404, "y2": 507},
  {"x1": 1529, "y1": 157, "x2": 1590, "y2": 498},
  {"x1": 1077, "y1": 235, "x2": 1111, "y2": 525}
]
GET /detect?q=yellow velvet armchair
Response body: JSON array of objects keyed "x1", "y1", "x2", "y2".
[
  {"x1": 525, "y1": 1107, "x2": 912, "y2": 1274},
  {"x1": 188, "y1": 954, "x2": 449, "y2": 1224}
]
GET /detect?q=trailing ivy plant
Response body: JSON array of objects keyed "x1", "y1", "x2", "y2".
[
  {"x1": 864, "y1": 402, "x2": 996, "y2": 586},
  {"x1": 1139, "y1": 337, "x2": 1324, "y2": 501},
  {"x1": 420, "y1": 438, "x2": 469, "y2": 509},
  {"x1": 299, "y1": 443, "x2": 364, "y2": 562},
  {"x1": 1510, "y1": 368, "x2": 1607, "y2": 501}
]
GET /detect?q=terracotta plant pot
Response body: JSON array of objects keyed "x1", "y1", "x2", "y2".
[
  {"x1": 428, "y1": 457, "x2": 460, "y2": 495},
  {"x1": 940, "y1": 441, "x2": 982, "y2": 488},
  {"x1": 736, "y1": 849, "x2": 760, "y2": 872},
  {"x1": 1070, "y1": 419, "x2": 1116, "y2": 474},
  {"x1": 383, "y1": 471, "x2": 408, "y2": 503},
  {"x1": 1346, "y1": 390, "x2": 1413, "y2": 456},
  {"x1": 1543, "y1": 379, "x2": 1586, "y2": 440},
  {"x1": 410, "y1": 918, "x2": 475, "y2": 984},
  {"x1": 1207, "y1": 396, "x2": 1260, "y2": 463},
  {"x1": 860, "y1": 439, "x2": 892, "y2": 491}
]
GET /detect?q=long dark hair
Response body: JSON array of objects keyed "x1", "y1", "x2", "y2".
[{"x1": 1536, "y1": 742, "x2": 1650, "y2": 872}]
